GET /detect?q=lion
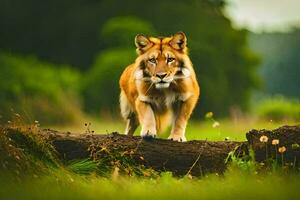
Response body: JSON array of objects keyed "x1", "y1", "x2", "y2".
[{"x1": 119, "y1": 32, "x2": 200, "y2": 142}]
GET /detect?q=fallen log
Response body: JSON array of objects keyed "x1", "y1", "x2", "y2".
[
  {"x1": 4, "y1": 125, "x2": 300, "y2": 176},
  {"x1": 48, "y1": 130, "x2": 245, "y2": 176}
]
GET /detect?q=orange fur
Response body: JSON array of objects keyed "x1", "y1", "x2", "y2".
[{"x1": 119, "y1": 32, "x2": 200, "y2": 141}]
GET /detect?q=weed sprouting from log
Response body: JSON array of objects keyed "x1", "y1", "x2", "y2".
[
  {"x1": 88, "y1": 138, "x2": 158, "y2": 178},
  {"x1": 272, "y1": 139, "x2": 279, "y2": 162},
  {"x1": 278, "y1": 146, "x2": 286, "y2": 167},
  {"x1": 186, "y1": 153, "x2": 202, "y2": 178},
  {"x1": 292, "y1": 143, "x2": 299, "y2": 169},
  {"x1": 66, "y1": 159, "x2": 99, "y2": 175},
  {"x1": 260, "y1": 135, "x2": 269, "y2": 159},
  {"x1": 226, "y1": 146, "x2": 256, "y2": 174},
  {"x1": 84, "y1": 122, "x2": 94, "y2": 134},
  {"x1": 292, "y1": 143, "x2": 300, "y2": 149}
]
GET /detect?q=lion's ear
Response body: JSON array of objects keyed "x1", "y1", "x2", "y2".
[
  {"x1": 135, "y1": 34, "x2": 152, "y2": 54},
  {"x1": 169, "y1": 32, "x2": 187, "y2": 51}
]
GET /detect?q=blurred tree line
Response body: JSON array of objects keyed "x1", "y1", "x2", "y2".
[
  {"x1": 249, "y1": 29, "x2": 300, "y2": 99},
  {"x1": 0, "y1": 0, "x2": 260, "y2": 124}
]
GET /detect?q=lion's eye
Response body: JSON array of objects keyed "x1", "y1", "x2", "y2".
[
  {"x1": 167, "y1": 57, "x2": 175, "y2": 63},
  {"x1": 148, "y1": 58, "x2": 156, "y2": 64}
]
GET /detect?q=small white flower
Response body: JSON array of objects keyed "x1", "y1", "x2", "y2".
[{"x1": 212, "y1": 121, "x2": 220, "y2": 128}]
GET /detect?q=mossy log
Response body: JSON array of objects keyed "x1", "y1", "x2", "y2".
[{"x1": 4, "y1": 125, "x2": 300, "y2": 176}]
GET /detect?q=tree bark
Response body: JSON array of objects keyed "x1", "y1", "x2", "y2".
[
  {"x1": 5, "y1": 125, "x2": 300, "y2": 176},
  {"x1": 46, "y1": 129, "x2": 245, "y2": 176}
]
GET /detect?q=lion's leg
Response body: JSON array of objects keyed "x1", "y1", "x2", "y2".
[
  {"x1": 120, "y1": 91, "x2": 138, "y2": 135},
  {"x1": 135, "y1": 100, "x2": 157, "y2": 138},
  {"x1": 124, "y1": 113, "x2": 139, "y2": 136},
  {"x1": 169, "y1": 97, "x2": 197, "y2": 142}
]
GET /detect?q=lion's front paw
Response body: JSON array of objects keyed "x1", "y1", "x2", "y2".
[
  {"x1": 168, "y1": 134, "x2": 187, "y2": 142},
  {"x1": 141, "y1": 130, "x2": 157, "y2": 140}
]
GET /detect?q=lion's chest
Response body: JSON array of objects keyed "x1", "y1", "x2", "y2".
[{"x1": 138, "y1": 91, "x2": 191, "y2": 113}]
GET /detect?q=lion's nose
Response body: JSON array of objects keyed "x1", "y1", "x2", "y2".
[{"x1": 156, "y1": 72, "x2": 167, "y2": 79}]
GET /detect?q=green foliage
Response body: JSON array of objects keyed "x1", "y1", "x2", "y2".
[
  {"x1": 101, "y1": 16, "x2": 156, "y2": 47},
  {"x1": 88, "y1": 138, "x2": 158, "y2": 177},
  {"x1": 226, "y1": 147, "x2": 257, "y2": 174},
  {"x1": 254, "y1": 96, "x2": 300, "y2": 121},
  {"x1": 0, "y1": 53, "x2": 82, "y2": 125},
  {"x1": 66, "y1": 159, "x2": 99, "y2": 175},
  {"x1": 82, "y1": 48, "x2": 136, "y2": 114}
]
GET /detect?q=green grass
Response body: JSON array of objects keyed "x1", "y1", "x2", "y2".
[
  {"x1": 1, "y1": 168, "x2": 300, "y2": 200},
  {"x1": 51, "y1": 117, "x2": 299, "y2": 141}
]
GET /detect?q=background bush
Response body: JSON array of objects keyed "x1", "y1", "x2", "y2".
[
  {"x1": 101, "y1": 16, "x2": 156, "y2": 48},
  {"x1": 0, "y1": 53, "x2": 82, "y2": 125},
  {"x1": 82, "y1": 48, "x2": 136, "y2": 115},
  {"x1": 254, "y1": 96, "x2": 300, "y2": 121}
]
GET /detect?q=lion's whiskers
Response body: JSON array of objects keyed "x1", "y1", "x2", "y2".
[
  {"x1": 172, "y1": 80, "x2": 178, "y2": 86},
  {"x1": 145, "y1": 82, "x2": 154, "y2": 95}
]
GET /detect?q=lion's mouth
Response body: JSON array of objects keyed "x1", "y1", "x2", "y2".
[
  {"x1": 155, "y1": 81, "x2": 170, "y2": 89},
  {"x1": 158, "y1": 80, "x2": 167, "y2": 84}
]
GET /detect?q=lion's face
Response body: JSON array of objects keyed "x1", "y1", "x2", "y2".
[
  {"x1": 134, "y1": 32, "x2": 191, "y2": 89},
  {"x1": 141, "y1": 48, "x2": 180, "y2": 89}
]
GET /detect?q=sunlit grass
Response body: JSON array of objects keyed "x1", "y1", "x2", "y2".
[
  {"x1": 50, "y1": 116, "x2": 126, "y2": 134},
  {"x1": 1, "y1": 168, "x2": 299, "y2": 200},
  {"x1": 51, "y1": 117, "x2": 299, "y2": 141},
  {"x1": 185, "y1": 119, "x2": 299, "y2": 141}
]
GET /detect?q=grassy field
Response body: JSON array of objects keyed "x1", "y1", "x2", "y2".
[
  {"x1": 1, "y1": 118, "x2": 299, "y2": 200},
  {"x1": 52, "y1": 117, "x2": 299, "y2": 141},
  {"x1": 1, "y1": 168, "x2": 300, "y2": 200}
]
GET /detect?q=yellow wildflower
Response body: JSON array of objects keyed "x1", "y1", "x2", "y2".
[
  {"x1": 278, "y1": 146, "x2": 286, "y2": 153},
  {"x1": 259, "y1": 135, "x2": 268, "y2": 143},
  {"x1": 272, "y1": 139, "x2": 279, "y2": 145},
  {"x1": 205, "y1": 112, "x2": 213, "y2": 119}
]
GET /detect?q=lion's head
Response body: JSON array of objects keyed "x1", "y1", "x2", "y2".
[{"x1": 134, "y1": 32, "x2": 192, "y2": 89}]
